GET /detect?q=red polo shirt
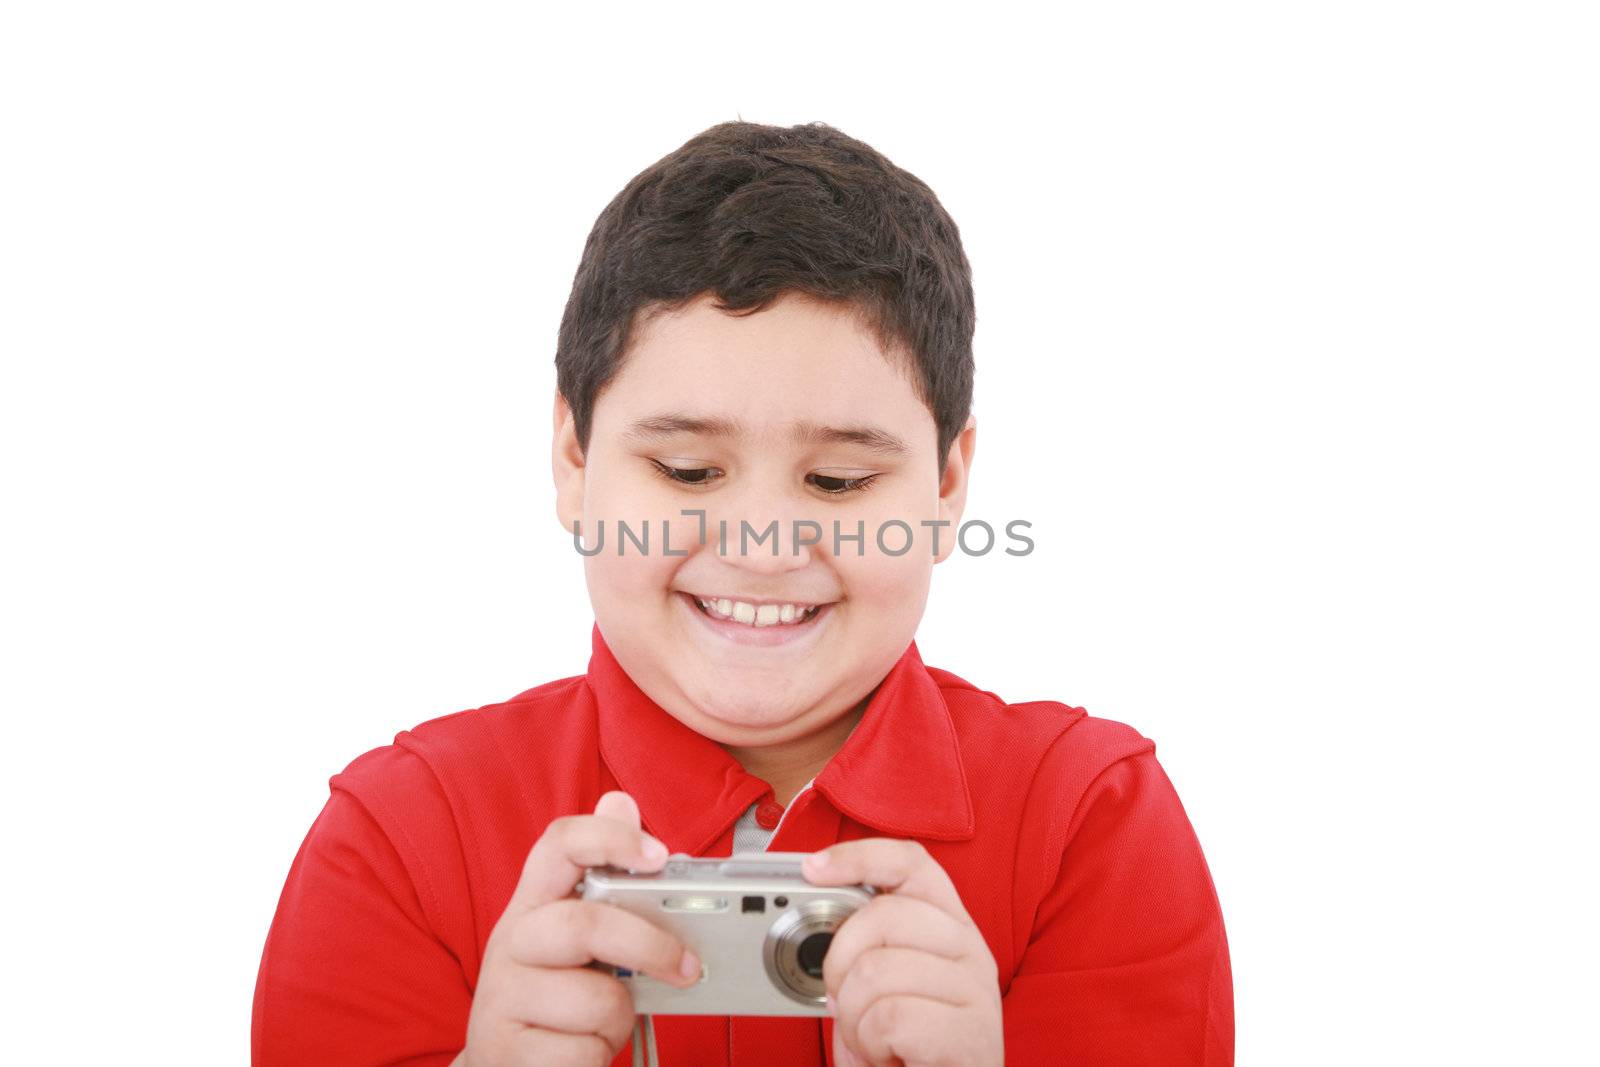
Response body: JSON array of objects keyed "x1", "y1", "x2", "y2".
[{"x1": 253, "y1": 623, "x2": 1233, "y2": 1065}]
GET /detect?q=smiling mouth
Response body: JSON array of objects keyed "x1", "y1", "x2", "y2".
[{"x1": 682, "y1": 592, "x2": 828, "y2": 628}]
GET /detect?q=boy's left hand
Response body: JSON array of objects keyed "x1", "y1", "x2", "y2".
[{"x1": 802, "y1": 840, "x2": 1003, "y2": 1067}]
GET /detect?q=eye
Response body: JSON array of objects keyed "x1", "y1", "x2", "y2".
[
  {"x1": 649, "y1": 460, "x2": 724, "y2": 487},
  {"x1": 808, "y1": 472, "x2": 880, "y2": 495}
]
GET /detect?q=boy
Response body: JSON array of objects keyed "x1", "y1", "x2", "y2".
[{"x1": 252, "y1": 121, "x2": 1233, "y2": 1066}]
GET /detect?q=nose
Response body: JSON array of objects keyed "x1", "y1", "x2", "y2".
[{"x1": 705, "y1": 479, "x2": 821, "y2": 574}]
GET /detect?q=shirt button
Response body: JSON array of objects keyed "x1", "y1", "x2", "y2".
[{"x1": 755, "y1": 801, "x2": 784, "y2": 829}]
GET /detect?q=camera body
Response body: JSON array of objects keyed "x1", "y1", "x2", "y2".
[{"x1": 579, "y1": 851, "x2": 875, "y2": 1016}]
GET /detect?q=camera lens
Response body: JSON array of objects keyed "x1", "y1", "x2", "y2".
[
  {"x1": 797, "y1": 931, "x2": 832, "y2": 978},
  {"x1": 763, "y1": 897, "x2": 859, "y2": 1007}
]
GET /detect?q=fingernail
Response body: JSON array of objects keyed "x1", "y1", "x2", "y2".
[
  {"x1": 641, "y1": 837, "x2": 669, "y2": 864},
  {"x1": 804, "y1": 850, "x2": 830, "y2": 873},
  {"x1": 679, "y1": 950, "x2": 702, "y2": 982},
  {"x1": 825, "y1": 994, "x2": 836, "y2": 1016}
]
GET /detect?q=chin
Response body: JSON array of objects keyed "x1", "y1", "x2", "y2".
[{"x1": 686, "y1": 696, "x2": 811, "y2": 740}]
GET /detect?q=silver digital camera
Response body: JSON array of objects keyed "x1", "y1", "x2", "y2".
[{"x1": 579, "y1": 851, "x2": 876, "y2": 1016}]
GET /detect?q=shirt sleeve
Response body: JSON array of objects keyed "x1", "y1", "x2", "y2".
[
  {"x1": 1001, "y1": 746, "x2": 1234, "y2": 1065},
  {"x1": 252, "y1": 775, "x2": 473, "y2": 1066}
]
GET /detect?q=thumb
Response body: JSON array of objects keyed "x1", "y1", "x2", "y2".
[{"x1": 593, "y1": 789, "x2": 641, "y2": 829}]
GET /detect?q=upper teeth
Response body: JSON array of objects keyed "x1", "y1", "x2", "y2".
[{"x1": 696, "y1": 596, "x2": 820, "y2": 627}]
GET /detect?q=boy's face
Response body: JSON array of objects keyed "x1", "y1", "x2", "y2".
[{"x1": 554, "y1": 291, "x2": 975, "y2": 750}]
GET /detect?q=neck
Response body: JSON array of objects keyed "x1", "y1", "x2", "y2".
[{"x1": 721, "y1": 692, "x2": 872, "y2": 807}]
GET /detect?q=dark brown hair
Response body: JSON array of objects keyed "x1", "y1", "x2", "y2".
[{"x1": 554, "y1": 121, "x2": 975, "y2": 476}]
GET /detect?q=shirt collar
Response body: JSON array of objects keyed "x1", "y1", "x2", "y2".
[{"x1": 586, "y1": 622, "x2": 975, "y2": 855}]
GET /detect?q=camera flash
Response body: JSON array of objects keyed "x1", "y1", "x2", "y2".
[{"x1": 661, "y1": 896, "x2": 729, "y2": 913}]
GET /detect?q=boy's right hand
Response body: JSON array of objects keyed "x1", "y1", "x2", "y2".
[{"x1": 456, "y1": 791, "x2": 701, "y2": 1067}]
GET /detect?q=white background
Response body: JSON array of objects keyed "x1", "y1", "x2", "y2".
[{"x1": 3, "y1": 2, "x2": 1595, "y2": 1063}]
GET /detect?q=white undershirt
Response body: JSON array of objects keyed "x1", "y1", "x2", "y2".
[{"x1": 730, "y1": 801, "x2": 777, "y2": 854}]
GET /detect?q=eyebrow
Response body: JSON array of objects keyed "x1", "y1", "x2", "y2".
[{"x1": 622, "y1": 413, "x2": 911, "y2": 457}]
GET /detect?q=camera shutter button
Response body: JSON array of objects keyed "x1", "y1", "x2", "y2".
[{"x1": 755, "y1": 801, "x2": 784, "y2": 830}]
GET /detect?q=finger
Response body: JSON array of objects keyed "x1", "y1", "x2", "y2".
[
  {"x1": 803, "y1": 838, "x2": 968, "y2": 919},
  {"x1": 506, "y1": 898, "x2": 701, "y2": 988},
  {"x1": 832, "y1": 948, "x2": 973, "y2": 1058},
  {"x1": 592, "y1": 790, "x2": 640, "y2": 828},
  {"x1": 500, "y1": 1026, "x2": 615, "y2": 1067},
  {"x1": 505, "y1": 810, "x2": 670, "y2": 915},
  {"x1": 478, "y1": 962, "x2": 636, "y2": 1050},
  {"x1": 821, "y1": 894, "x2": 977, "y2": 998},
  {"x1": 831, "y1": 1039, "x2": 869, "y2": 1067},
  {"x1": 851, "y1": 993, "x2": 964, "y2": 1067}
]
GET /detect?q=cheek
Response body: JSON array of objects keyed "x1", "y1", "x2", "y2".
[
  {"x1": 584, "y1": 549, "x2": 679, "y2": 603},
  {"x1": 833, "y1": 547, "x2": 932, "y2": 608},
  {"x1": 584, "y1": 459, "x2": 670, "y2": 520},
  {"x1": 845, "y1": 481, "x2": 947, "y2": 568},
  {"x1": 581, "y1": 465, "x2": 682, "y2": 552},
  {"x1": 836, "y1": 493, "x2": 938, "y2": 608},
  {"x1": 579, "y1": 481, "x2": 684, "y2": 605}
]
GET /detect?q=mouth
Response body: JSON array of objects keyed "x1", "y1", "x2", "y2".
[{"x1": 677, "y1": 591, "x2": 835, "y2": 646}]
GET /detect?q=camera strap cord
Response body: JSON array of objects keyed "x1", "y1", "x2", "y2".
[{"x1": 630, "y1": 1013, "x2": 660, "y2": 1067}]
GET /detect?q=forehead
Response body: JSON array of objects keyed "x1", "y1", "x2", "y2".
[{"x1": 593, "y1": 292, "x2": 935, "y2": 449}]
